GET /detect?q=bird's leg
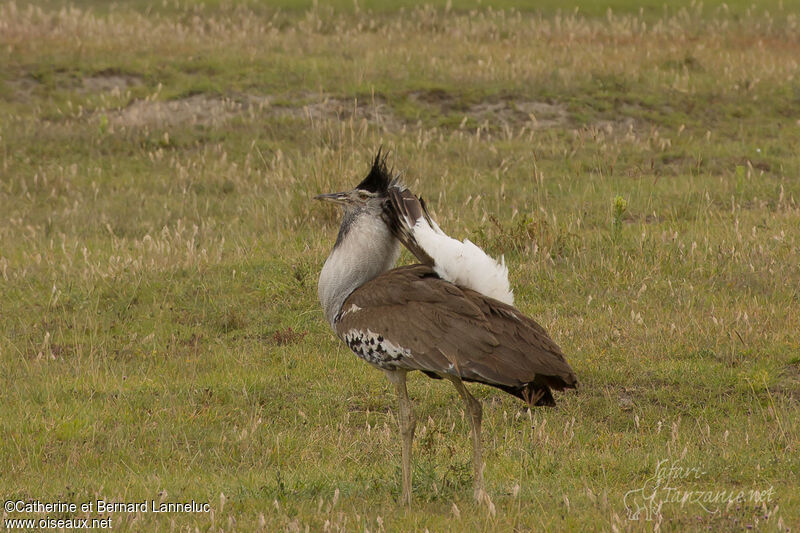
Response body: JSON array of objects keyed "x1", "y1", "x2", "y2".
[
  {"x1": 447, "y1": 376, "x2": 484, "y2": 501},
  {"x1": 384, "y1": 369, "x2": 416, "y2": 506}
]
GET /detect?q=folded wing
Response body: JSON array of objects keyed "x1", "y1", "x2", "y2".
[{"x1": 336, "y1": 265, "x2": 576, "y2": 406}]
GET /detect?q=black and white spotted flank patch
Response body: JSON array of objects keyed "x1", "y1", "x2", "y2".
[{"x1": 341, "y1": 329, "x2": 411, "y2": 369}]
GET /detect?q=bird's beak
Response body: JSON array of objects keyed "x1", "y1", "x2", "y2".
[{"x1": 314, "y1": 192, "x2": 350, "y2": 205}]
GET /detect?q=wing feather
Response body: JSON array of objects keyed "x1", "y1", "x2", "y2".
[
  {"x1": 383, "y1": 188, "x2": 435, "y2": 265},
  {"x1": 383, "y1": 187, "x2": 514, "y2": 305},
  {"x1": 336, "y1": 265, "x2": 577, "y2": 401}
]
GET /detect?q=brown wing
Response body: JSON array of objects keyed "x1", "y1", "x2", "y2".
[{"x1": 336, "y1": 264, "x2": 577, "y2": 406}]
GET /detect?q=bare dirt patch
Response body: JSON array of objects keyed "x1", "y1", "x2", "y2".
[
  {"x1": 109, "y1": 94, "x2": 252, "y2": 128},
  {"x1": 108, "y1": 92, "x2": 401, "y2": 131},
  {"x1": 270, "y1": 94, "x2": 401, "y2": 131},
  {"x1": 103, "y1": 91, "x2": 570, "y2": 132},
  {"x1": 81, "y1": 74, "x2": 142, "y2": 93},
  {"x1": 4, "y1": 76, "x2": 41, "y2": 101},
  {"x1": 469, "y1": 100, "x2": 569, "y2": 129},
  {"x1": 408, "y1": 89, "x2": 570, "y2": 129}
]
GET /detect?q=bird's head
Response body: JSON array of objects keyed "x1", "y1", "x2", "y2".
[
  {"x1": 315, "y1": 149, "x2": 395, "y2": 217},
  {"x1": 316, "y1": 150, "x2": 404, "y2": 324}
]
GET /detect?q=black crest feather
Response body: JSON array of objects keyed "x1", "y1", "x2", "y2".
[{"x1": 356, "y1": 148, "x2": 392, "y2": 194}]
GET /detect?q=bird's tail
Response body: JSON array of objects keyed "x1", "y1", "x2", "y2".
[
  {"x1": 384, "y1": 186, "x2": 514, "y2": 305},
  {"x1": 521, "y1": 383, "x2": 557, "y2": 407}
]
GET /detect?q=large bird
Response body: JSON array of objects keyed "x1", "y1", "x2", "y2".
[{"x1": 316, "y1": 151, "x2": 577, "y2": 505}]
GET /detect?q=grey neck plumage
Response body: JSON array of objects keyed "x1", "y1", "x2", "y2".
[{"x1": 318, "y1": 213, "x2": 400, "y2": 326}]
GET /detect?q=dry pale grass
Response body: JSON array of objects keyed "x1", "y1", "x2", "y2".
[{"x1": 2, "y1": 3, "x2": 799, "y2": 92}]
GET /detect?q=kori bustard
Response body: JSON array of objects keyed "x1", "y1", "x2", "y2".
[{"x1": 316, "y1": 151, "x2": 577, "y2": 505}]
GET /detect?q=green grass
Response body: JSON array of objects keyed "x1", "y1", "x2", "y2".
[{"x1": 1, "y1": 1, "x2": 799, "y2": 531}]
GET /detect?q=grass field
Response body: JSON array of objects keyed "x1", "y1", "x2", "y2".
[{"x1": 1, "y1": 1, "x2": 799, "y2": 531}]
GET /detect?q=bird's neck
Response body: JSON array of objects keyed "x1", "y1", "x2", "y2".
[{"x1": 318, "y1": 215, "x2": 400, "y2": 326}]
